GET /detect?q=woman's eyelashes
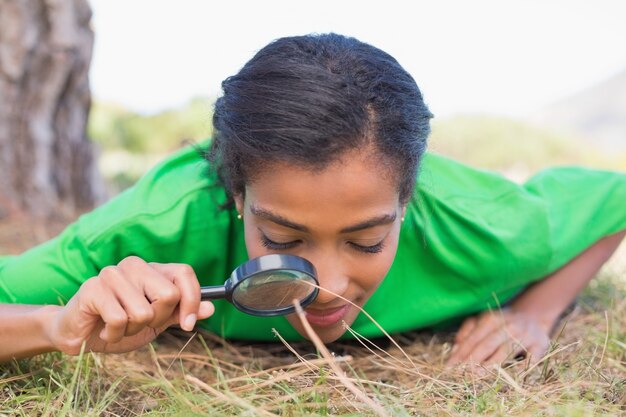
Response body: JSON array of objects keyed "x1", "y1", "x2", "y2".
[
  {"x1": 349, "y1": 241, "x2": 385, "y2": 254},
  {"x1": 260, "y1": 234, "x2": 385, "y2": 254},
  {"x1": 260, "y1": 234, "x2": 300, "y2": 250}
]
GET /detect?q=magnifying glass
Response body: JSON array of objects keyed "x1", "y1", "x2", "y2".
[{"x1": 200, "y1": 254, "x2": 319, "y2": 316}]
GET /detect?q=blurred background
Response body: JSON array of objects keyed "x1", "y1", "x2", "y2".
[
  {"x1": 88, "y1": 0, "x2": 626, "y2": 190},
  {"x1": 1, "y1": 0, "x2": 625, "y2": 251}
]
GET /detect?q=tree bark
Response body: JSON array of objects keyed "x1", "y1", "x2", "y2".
[{"x1": 0, "y1": 0, "x2": 104, "y2": 219}]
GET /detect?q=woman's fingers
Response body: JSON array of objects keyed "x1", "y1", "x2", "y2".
[
  {"x1": 198, "y1": 301, "x2": 215, "y2": 320},
  {"x1": 148, "y1": 262, "x2": 202, "y2": 331},
  {"x1": 157, "y1": 301, "x2": 214, "y2": 330},
  {"x1": 454, "y1": 316, "x2": 477, "y2": 345},
  {"x1": 114, "y1": 257, "x2": 200, "y2": 331},
  {"x1": 93, "y1": 257, "x2": 207, "y2": 338},
  {"x1": 448, "y1": 310, "x2": 502, "y2": 364},
  {"x1": 117, "y1": 258, "x2": 181, "y2": 329},
  {"x1": 463, "y1": 328, "x2": 511, "y2": 364},
  {"x1": 51, "y1": 257, "x2": 214, "y2": 355},
  {"x1": 98, "y1": 264, "x2": 156, "y2": 336},
  {"x1": 484, "y1": 335, "x2": 526, "y2": 365},
  {"x1": 525, "y1": 335, "x2": 551, "y2": 365},
  {"x1": 86, "y1": 282, "x2": 129, "y2": 343},
  {"x1": 447, "y1": 308, "x2": 553, "y2": 367}
]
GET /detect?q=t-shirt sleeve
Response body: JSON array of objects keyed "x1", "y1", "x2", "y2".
[{"x1": 0, "y1": 221, "x2": 99, "y2": 304}]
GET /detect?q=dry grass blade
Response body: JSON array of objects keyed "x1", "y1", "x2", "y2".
[
  {"x1": 344, "y1": 325, "x2": 410, "y2": 369},
  {"x1": 0, "y1": 370, "x2": 39, "y2": 384},
  {"x1": 496, "y1": 366, "x2": 529, "y2": 396},
  {"x1": 300, "y1": 279, "x2": 419, "y2": 370},
  {"x1": 162, "y1": 330, "x2": 197, "y2": 373},
  {"x1": 598, "y1": 310, "x2": 610, "y2": 367},
  {"x1": 519, "y1": 341, "x2": 580, "y2": 379},
  {"x1": 220, "y1": 355, "x2": 353, "y2": 389},
  {"x1": 272, "y1": 329, "x2": 321, "y2": 373},
  {"x1": 185, "y1": 374, "x2": 280, "y2": 417},
  {"x1": 293, "y1": 299, "x2": 394, "y2": 417},
  {"x1": 343, "y1": 324, "x2": 458, "y2": 391}
]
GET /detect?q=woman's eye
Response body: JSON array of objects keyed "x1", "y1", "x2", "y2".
[
  {"x1": 261, "y1": 235, "x2": 300, "y2": 250},
  {"x1": 349, "y1": 241, "x2": 385, "y2": 254}
]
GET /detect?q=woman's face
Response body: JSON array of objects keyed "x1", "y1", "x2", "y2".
[{"x1": 235, "y1": 149, "x2": 404, "y2": 343}]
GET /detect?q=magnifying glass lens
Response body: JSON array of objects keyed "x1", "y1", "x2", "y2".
[
  {"x1": 232, "y1": 269, "x2": 317, "y2": 311},
  {"x1": 200, "y1": 254, "x2": 318, "y2": 316}
]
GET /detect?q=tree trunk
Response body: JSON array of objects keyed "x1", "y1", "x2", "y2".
[{"x1": 0, "y1": 0, "x2": 104, "y2": 219}]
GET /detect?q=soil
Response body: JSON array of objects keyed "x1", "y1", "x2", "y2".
[{"x1": 0, "y1": 203, "x2": 75, "y2": 255}]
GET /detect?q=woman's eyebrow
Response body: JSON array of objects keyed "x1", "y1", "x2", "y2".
[
  {"x1": 339, "y1": 213, "x2": 397, "y2": 233},
  {"x1": 249, "y1": 205, "x2": 396, "y2": 233},
  {"x1": 250, "y1": 205, "x2": 309, "y2": 232}
]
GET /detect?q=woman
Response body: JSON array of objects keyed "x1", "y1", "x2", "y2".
[{"x1": 1, "y1": 33, "x2": 625, "y2": 365}]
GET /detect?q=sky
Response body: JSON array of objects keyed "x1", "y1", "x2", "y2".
[{"x1": 89, "y1": 0, "x2": 626, "y2": 119}]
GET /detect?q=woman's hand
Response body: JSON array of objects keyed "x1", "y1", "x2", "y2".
[
  {"x1": 45, "y1": 256, "x2": 214, "y2": 355},
  {"x1": 447, "y1": 231, "x2": 626, "y2": 367},
  {"x1": 446, "y1": 307, "x2": 552, "y2": 366}
]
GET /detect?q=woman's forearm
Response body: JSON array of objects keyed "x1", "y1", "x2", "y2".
[
  {"x1": 0, "y1": 304, "x2": 60, "y2": 363},
  {"x1": 511, "y1": 230, "x2": 626, "y2": 333}
]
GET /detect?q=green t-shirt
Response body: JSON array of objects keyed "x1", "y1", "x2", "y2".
[{"x1": 1, "y1": 144, "x2": 625, "y2": 341}]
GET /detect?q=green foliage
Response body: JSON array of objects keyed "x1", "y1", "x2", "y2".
[
  {"x1": 88, "y1": 97, "x2": 215, "y2": 193},
  {"x1": 88, "y1": 97, "x2": 214, "y2": 154},
  {"x1": 429, "y1": 115, "x2": 624, "y2": 174}
]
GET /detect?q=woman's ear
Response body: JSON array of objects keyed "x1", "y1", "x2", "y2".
[{"x1": 234, "y1": 194, "x2": 244, "y2": 217}]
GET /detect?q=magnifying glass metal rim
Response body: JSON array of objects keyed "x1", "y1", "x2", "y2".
[
  {"x1": 229, "y1": 254, "x2": 319, "y2": 316},
  {"x1": 201, "y1": 254, "x2": 319, "y2": 317}
]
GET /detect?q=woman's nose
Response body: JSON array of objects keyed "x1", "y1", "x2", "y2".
[{"x1": 309, "y1": 256, "x2": 350, "y2": 305}]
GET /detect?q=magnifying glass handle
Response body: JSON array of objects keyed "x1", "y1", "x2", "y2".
[{"x1": 200, "y1": 285, "x2": 227, "y2": 300}]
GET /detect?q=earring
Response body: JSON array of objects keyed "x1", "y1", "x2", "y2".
[
  {"x1": 401, "y1": 217, "x2": 405, "y2": 222},
  {"x1": 237, "y1": 213, "x2": 242, "y2": 220}
]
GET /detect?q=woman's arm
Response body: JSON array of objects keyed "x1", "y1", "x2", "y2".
[
  {"x1": 508, "y1": 229, "x2": 625, "y2": 332},
  {"x1": 0, "y1": 304, "x2": 59, "y2": 362},
  {"x1": 0, "y1": 257, "x2": 215, "y2": 363},
  {"x1": 447, "y1": 229, "x2": 626, "y2": 365}
]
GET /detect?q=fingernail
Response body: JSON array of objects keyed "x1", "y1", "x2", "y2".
[
  {"x1": 451, "y1": 344, "x2": 459, "y2": 354},
  {"x1": 199, "y1": 301, "x2": 215, "y2": 318},
  {"x1": 183, "y1": 314, "x2": 197, "y2": 331}
]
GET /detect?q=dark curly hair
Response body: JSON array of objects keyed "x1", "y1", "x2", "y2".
[{"x1": 207, "y1": 33, "x2": 432, "y2": 205}]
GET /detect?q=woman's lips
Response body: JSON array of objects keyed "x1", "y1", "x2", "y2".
[{"x1": 304, "y1": 305, "x2": 350, "y2": 327}]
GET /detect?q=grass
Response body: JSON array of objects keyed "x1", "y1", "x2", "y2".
[{"x1": 2, "y1": 250, "x2": 625, "y2": 416}]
